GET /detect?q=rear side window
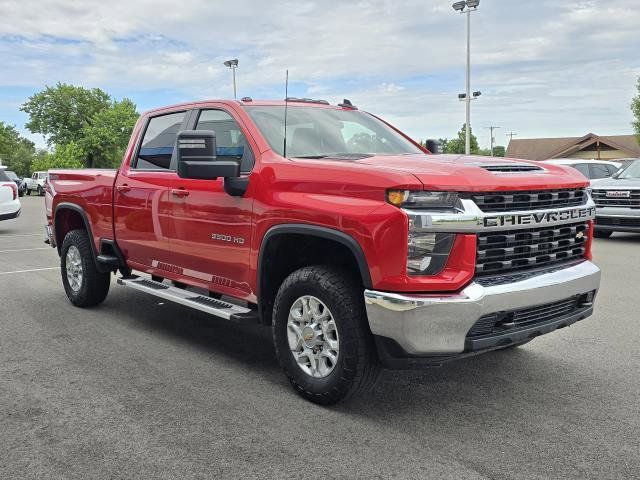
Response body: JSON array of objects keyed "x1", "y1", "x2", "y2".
[
  {"x1": 589, "y1": 163, "x2": 611, "y2": 179},
  {"x1": 135, "y1": 111, "x2": 186, "y2": 170},
  {"x1": 572, "y1": 163, "x2": 590, "y2": 178},
  {"x1": 195, "y1": 110, "x2": 255, "y2": 172}
]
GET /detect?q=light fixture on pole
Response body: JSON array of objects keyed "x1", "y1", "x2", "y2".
[
  {"x1": 452, "y1": 0, "x2": 480, "y2": 155},
  {"x1": 223, "y1": 58, "x2": 239, "y2": 99}
]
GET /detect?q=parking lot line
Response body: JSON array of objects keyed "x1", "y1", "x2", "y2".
[
  {"x1": 0, "y1": 267, "x2": 58, "y2": 276},
  {"x1": 0, "y1": 233, "x2": 44, "y2": 238},
  {"x1": 0, "y1": 247, "x2": 50, "y2": 253}
]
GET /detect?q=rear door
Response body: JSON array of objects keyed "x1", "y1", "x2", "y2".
[
  {"x1": 165, "y1": 107, "x2": 257, "y2": 297},
  {"x1": 114, "y1": 111, "x2": 188, "y2": 269}
]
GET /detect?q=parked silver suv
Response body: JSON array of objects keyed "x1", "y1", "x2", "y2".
[{"x1": 591, "y1": 159, "x2": 640, "y2": 238}]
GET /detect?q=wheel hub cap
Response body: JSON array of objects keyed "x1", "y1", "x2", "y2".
[
  {"x1": 65, "y1": 245, "x2": 83, "y2": 292},
  {"x1": 287, "y1": 295, "x2": 340, "y2": 378}
]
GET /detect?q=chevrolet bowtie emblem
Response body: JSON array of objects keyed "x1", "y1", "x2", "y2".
[{"x1": 576, "y1": 231, "x2": 585, "y2": 240}]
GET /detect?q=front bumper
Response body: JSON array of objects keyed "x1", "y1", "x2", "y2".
[
  {"x1": 364, "y1": 261, "x2": 600, "y2": 361},
  {"x1": 595, "y1": 207, "x2": 640, "y2": 232}
]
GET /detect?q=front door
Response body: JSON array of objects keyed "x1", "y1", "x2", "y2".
[
  {"x1": 114, "y1": 110, "x2": 188, "y2": 269},
  {"x1": 166, "y1": 107, "x2": 256, "y2": 298}
]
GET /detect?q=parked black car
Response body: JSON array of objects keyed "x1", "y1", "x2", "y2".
[{"x1": 4, "y1": 170, "x2": 26, "y2": 197}]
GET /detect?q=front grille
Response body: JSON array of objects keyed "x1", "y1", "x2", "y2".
[
  {"x1": 469, "y1": 188, "x2": 586, "y2": 212},
  {"x1": 476, "y1": 221, "x2": 588, "y2": 276},
  {"x1": 467, "y1": 294, "x2": 591, "y2": 338},
  {"x1": 591, "y1": 189, "x2": 640, "y2": 208},
  {"x1": 596, "y1": 216, "x2": 640, "y2": 227}
]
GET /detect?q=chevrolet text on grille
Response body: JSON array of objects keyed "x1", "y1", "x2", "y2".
[{"x1": 483, "y1": 206, "x2": 596, "y2": 228}]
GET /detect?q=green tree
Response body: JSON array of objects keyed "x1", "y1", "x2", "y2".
[
  {"x1": 21, "y1": 83, "x2": 111, "y2": 147},
  {"x1": 493, "y1": 145, "x2": 506, "y2": 157},
  {"x1": 31, "y1": 143, "x2": 84, "y2": 171},
  {"x1": 443, "y1": 124, "x2": 479, "y2": 154},
  {"x1": 632, "y1": 77, "x2": 640, "y2": 139},
  {"x1": 79, "y1": 98, "x2": 139, "y2": 168},
  {"x1": 0, "y1": 121, "x2": 36, "y2": 176}
]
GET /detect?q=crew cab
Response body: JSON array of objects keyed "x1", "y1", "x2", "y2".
[
  {"x1": 591, "y1": 159, "x2": 640, "y2": 237},
  {"x1": 45, "y1": 98, "x2": 601, "y2": 404}
]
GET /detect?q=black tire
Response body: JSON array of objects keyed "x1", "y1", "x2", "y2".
[
  {"x1": 26, "y1": 188, "x2": 30, "y2": 196},
  {"x1": 61, "y1": 229, "x2": 110, "y2": 307},
  {"x1": 593, "y1": 230, "x2": 613, "y2": 239},
  {"x1": 272, "y1": 266, "x2": 380, "y2": 405},
  {"x1": 37, "y1": 185, "x2": 44, "y2": 196}
]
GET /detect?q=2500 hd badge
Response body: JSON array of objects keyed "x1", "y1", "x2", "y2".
[{"x1": 483, "y1": 206, "x2": 596, "y2": 228}]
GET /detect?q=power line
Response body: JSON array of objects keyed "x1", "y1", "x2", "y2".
[{"x1": 506, "y1": 131, "x2": 518, "y2": 141}]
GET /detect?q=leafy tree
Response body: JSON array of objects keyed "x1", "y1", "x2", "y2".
[
  {"x1": 31, "y1": 143, "x2": 84, "y2": 171},
  {"x1": 0, "y1": 121, "x2": 36, "y2": 176},
  {"x1": 633, "y1": 77, "x2": 640, "y2": 139},
  {"x1": 80, "y1": 98, "x2": 140, "y2": 168},
  {"x1": 493, "y1": 145, "x2": 506, "y2": 157},
  {"x1": 21, "y1": 84, "x2": 139, "y2": 168},
  {"x1": 443, "y1": 124, "x2": 479, "y2": 154},
  {"x1": 21, "y1": 83, "x2": 111, "y2": 147}
]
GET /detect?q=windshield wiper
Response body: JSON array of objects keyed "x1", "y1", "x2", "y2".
[{"x1": 292, "y1": 153, "x2": 373, "y2": 160}]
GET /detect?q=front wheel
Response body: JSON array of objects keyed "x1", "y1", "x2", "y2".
[
  {"x1": 272, "y1": 266, "x2": 380, "y2": 405},
  {"x1": 61, "y1": 229, "x2": 110, "y2": 307},
  {"x1": 593, "y1": 230, "x2": 613, "y2": 239}
]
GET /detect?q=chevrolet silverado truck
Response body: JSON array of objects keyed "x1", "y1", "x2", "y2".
[
  {"x1": 591, "y1": 159, "x2": 640, "y2": 237},
  {"x1": 45, "y1": 98, "x2": 601, "y2": 404}
]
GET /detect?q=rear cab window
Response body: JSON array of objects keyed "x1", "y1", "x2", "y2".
[{"x1": 134, "y1": 111, "x2": 187, "y2": 170}]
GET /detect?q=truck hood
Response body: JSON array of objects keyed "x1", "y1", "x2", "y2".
[
  {"x1": 355, "y1": 154, "x2": 588, "y2": 191},
  {"x1": 590, "y1": 177, "x2": 640, "y2": 189}
]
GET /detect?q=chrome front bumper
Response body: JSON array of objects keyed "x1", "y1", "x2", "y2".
[{"x1": 364, "y1": 261, "x2": 601, "y2": 355}]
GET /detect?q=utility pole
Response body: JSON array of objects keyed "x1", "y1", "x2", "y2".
[
  {"x1": 485, "y1": 126, "x2": 500, "y2": 156},
  {"x1": 452, "y1": 1, "x2": 480, "y2": 155}
]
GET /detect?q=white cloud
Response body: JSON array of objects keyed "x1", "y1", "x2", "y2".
[{"x1": 0, "y1": 0, "x2": 638, "y2": 147}]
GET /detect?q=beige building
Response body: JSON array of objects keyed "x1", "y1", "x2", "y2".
[{"x1": 506, "y1": 133, "x2": 640, "y2": 161}]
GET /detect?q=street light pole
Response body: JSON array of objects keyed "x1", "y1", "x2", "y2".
[
  {"x1": 465, "y1": 6, "x2": 471, "y2": 156},
  {"x1": 223, "y1": 59, "x2": 239, "y2": 99},
  {"x1": 453, "y1": 1, "x2": 479, "y2": 155}
]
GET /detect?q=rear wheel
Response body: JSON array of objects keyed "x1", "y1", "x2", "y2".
[
  {"x1": 61, "y1": 229, "x2": 110, "y2": 307},
  {"x1": 37, "y1": 185, "x2": 44, "y2": 196},
  {"x1": 593, "y1": 230, "x2": 613, "y2": 238},
  {"x1": 272, "y1": 266, "x2": 380, "y2": 405}
]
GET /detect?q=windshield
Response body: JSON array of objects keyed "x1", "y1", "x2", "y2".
[
  {"x1": 244, "y1": 105, "x2": 423, "y2": 158},
  {"x1": 616, "y1": 160, "x2": 640, "y2": 179}
]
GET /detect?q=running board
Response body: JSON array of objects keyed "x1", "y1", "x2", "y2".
[{"x1": 117, "y1": 277, "x2": 257, "y2": 323}]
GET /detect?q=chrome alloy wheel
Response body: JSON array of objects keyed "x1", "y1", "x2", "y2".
[
  {"x1": 287, "y1": 295, "x2": 340, "y2": 378},
  {"x1": 65, "y1": 245, "x2": 83, "y2": 292}
]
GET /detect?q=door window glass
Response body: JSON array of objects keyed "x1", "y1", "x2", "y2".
[
  {"x1": 196, "y1": 110, "x2": 255, "y2": 172},
  {"x1": 605, "y1": 164, "x2": 620, "y2": 176},
  {"x1": 135, "y1": 111, "x2": 186, "y2": 170},
  {"x1": 572, "y1": 164, "x2": 590, "y2": 178},
  {"x1": 589, "y1": 163, "x2": 611, "y2": 179}
]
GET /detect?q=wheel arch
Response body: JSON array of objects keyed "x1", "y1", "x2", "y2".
[
  {"x1": 257, "y1": 224, "x2": 372, "y2": 325},
  {"x1": 54, "y1": 203, "x2": 97, "y2": 259}
]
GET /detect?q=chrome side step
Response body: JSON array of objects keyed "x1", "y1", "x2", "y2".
[{"x1": 117, "y1": 277, "x2": 257, "y2": 323}]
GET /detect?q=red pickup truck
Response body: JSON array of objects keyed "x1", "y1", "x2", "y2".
[{"x1": 45, "y1": 98, "x2": 601, "y2": 404}]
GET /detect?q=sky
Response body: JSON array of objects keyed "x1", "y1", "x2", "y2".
[{"x1": 0, "y1": 0, "x2": 639, "y2": 150}]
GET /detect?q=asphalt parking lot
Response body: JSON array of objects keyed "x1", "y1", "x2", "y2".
[{"x1": 1, "y1": 195, "x2": 639, "y2": 480}]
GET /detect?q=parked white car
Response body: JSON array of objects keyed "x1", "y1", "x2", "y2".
[
  {"x1": 543, "y1": 159, "x2": 621, "y2": 182},
  {"x1": 0, "y1": 168, "x2": 21, "y2": 221},
  {"x1": 24, "y1": 171, "x2": 48, "y2": 196}
]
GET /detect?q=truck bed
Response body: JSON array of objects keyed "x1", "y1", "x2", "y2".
[{"x1": 46, "y1": 169, "x2": 118, "y2": 250}]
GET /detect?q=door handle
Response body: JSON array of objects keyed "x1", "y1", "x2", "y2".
[
  {"x1": 116, "y1": 184, "x2": 131, "y2": 193},
  {"x1": 171, "y1": 188, "x2": 190, "y2": 197}
]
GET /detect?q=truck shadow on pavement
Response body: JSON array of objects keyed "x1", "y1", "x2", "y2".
[{"x1": 105, "y1": 285, "x2": 590, "y2": 415}]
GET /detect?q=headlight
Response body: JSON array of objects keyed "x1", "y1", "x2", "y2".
[
  {"x1": 387, "y1": 190, "x2": 460, "y2": 210},
  {"x1": 407, "y1": 216, "x2": 455, "y2": 276}
]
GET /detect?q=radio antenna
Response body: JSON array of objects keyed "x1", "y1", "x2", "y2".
[{"x1": 283, "y1": 69, "x2": 289, "y2": 158}]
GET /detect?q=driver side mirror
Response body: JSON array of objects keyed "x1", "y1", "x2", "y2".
[
  {"x1": 425, "y1": 139, "x2": 441, "y2": 154},
  {"x1": 176, "y1": 130, "x2": 240, "y2": 180}
]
